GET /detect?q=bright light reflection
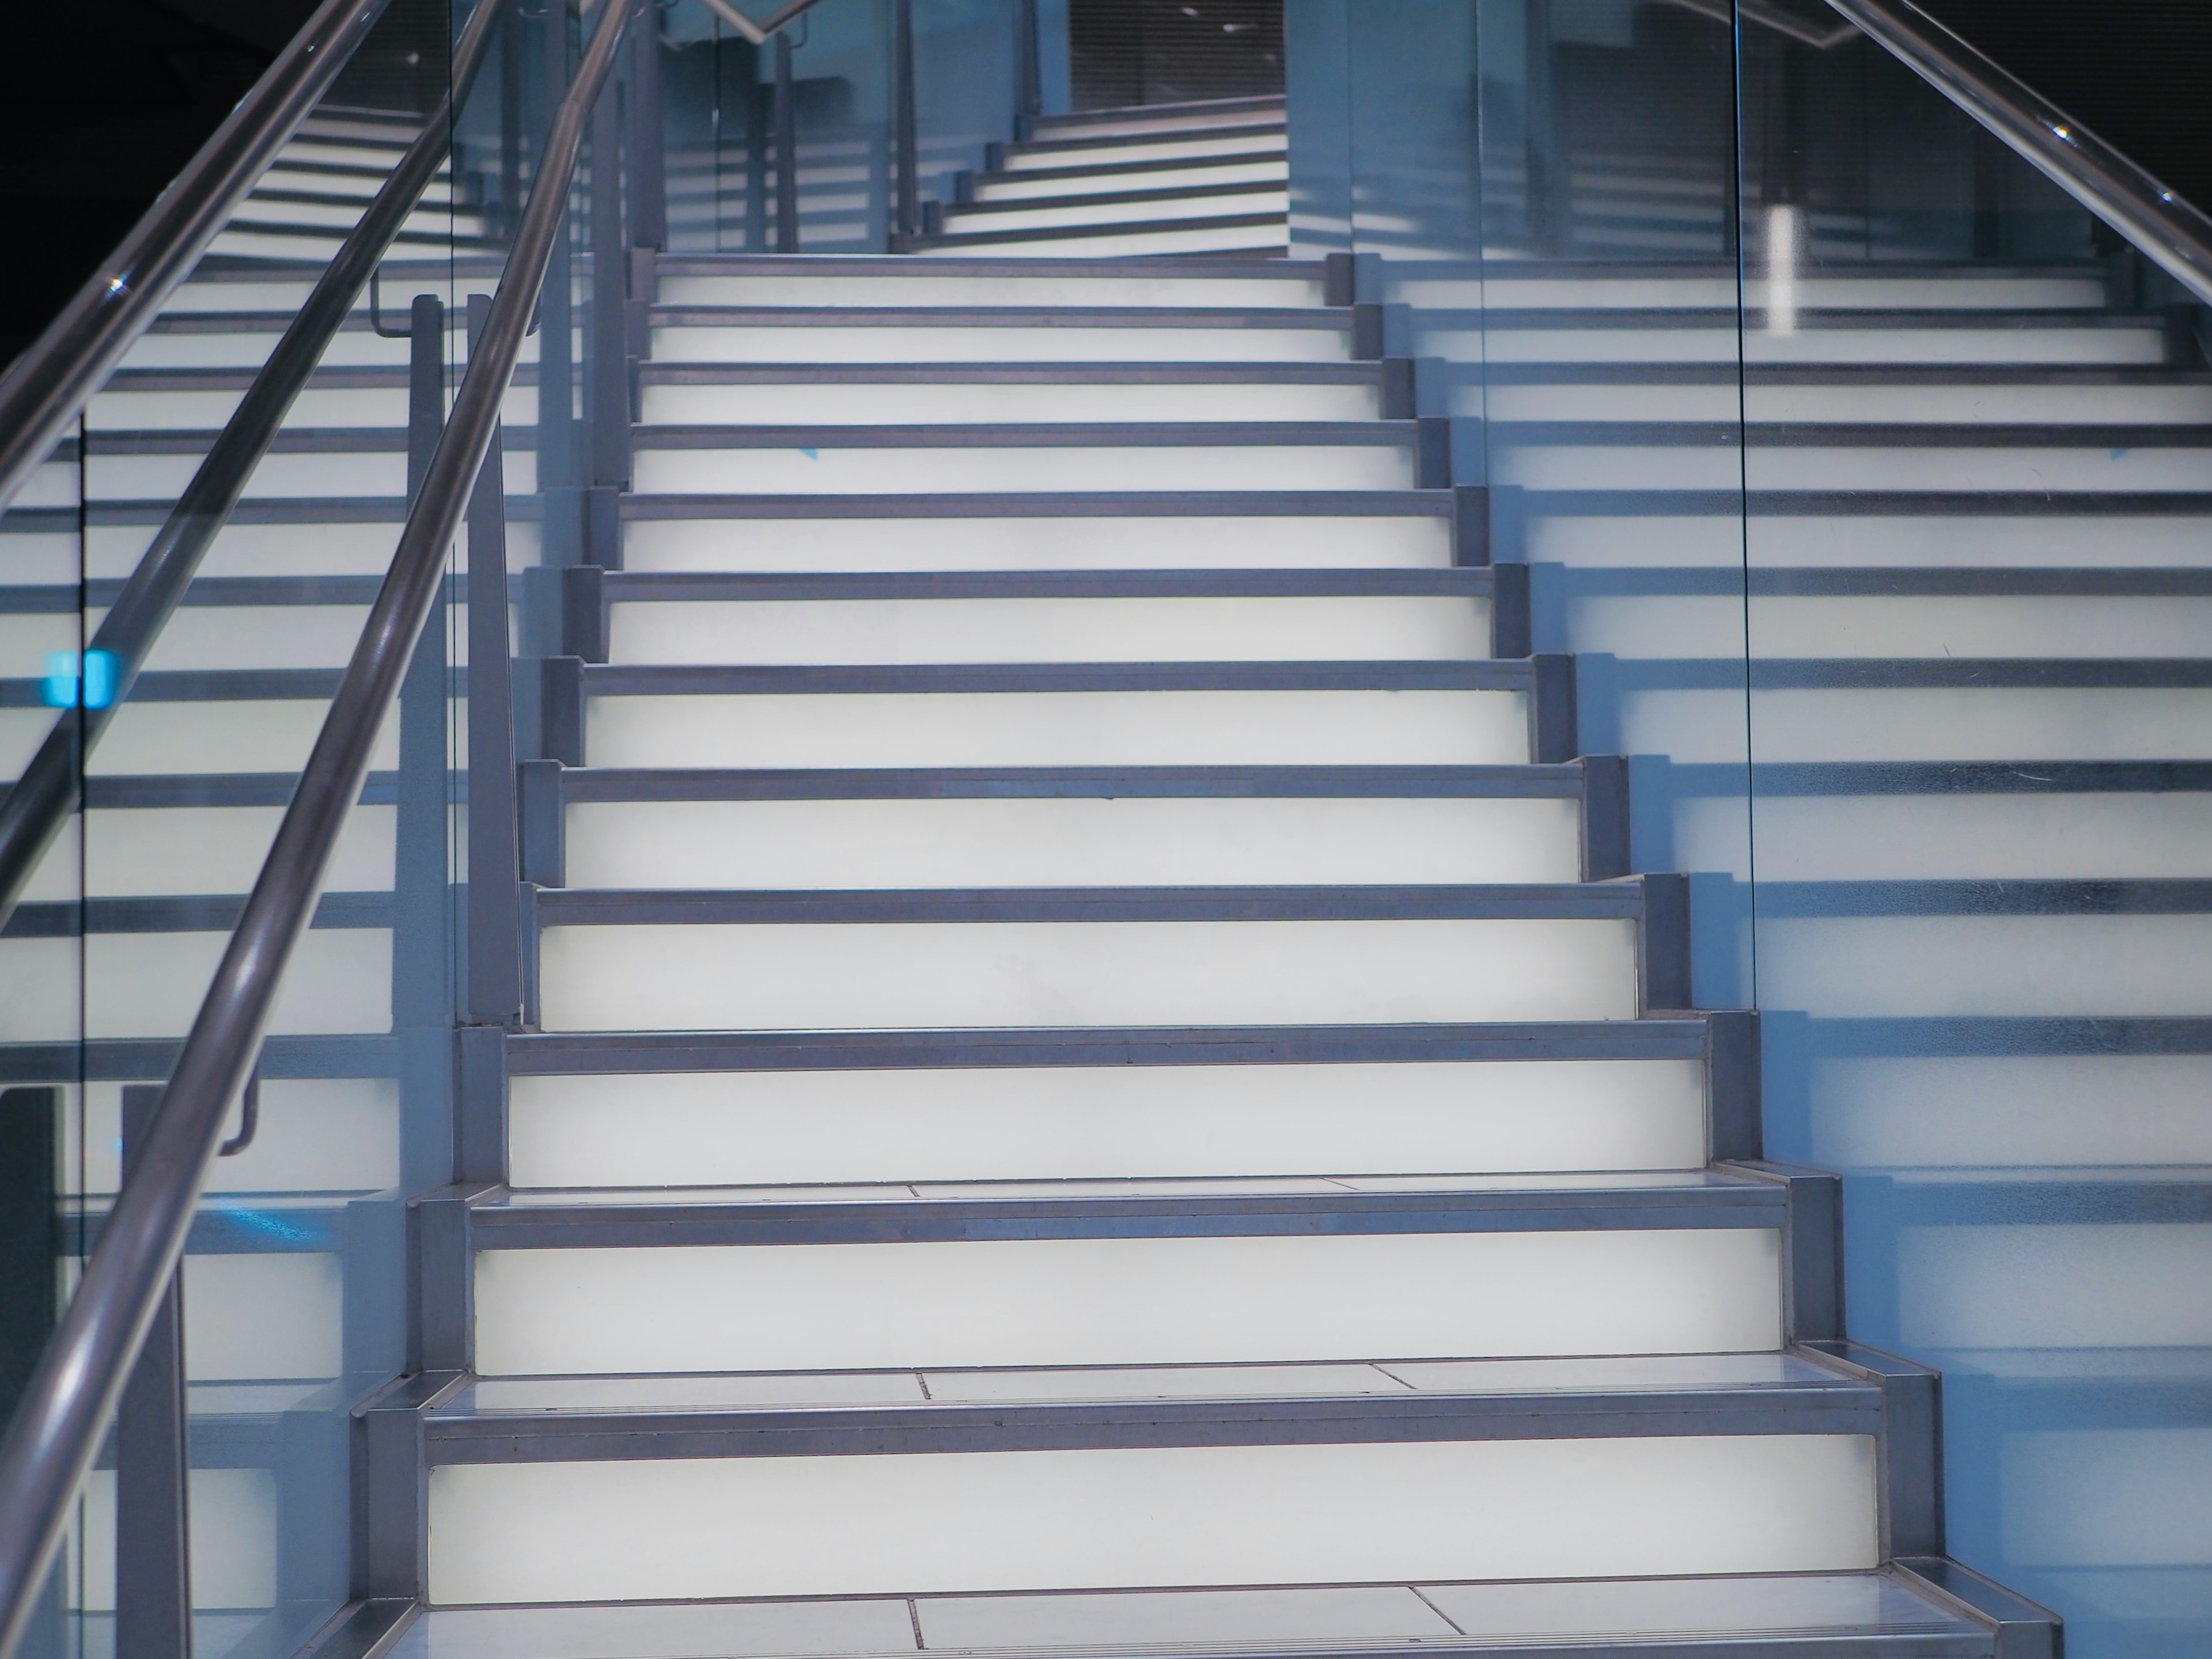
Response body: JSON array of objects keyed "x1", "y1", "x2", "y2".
[{"x1": 1768, "y1": 204, "x2": 1800, "y2": 335}]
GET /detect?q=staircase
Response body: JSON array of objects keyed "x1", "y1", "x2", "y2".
[
  {"x1": 911, "y1": 95, "x2": 1289, "y2": 257},
  {"x1": 8, "y1": 79, "x2": 2091, "y2": 1659},
  {"x1": 363, "y1": 127, "x2": 2046, "y2": 1649}
]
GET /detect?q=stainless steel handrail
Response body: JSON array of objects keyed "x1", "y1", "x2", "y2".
[
  {"x1": 0, "y1": 0, "x2": 632, "y2": 1646},
  {"x1": 1824, "y1": 0, "x2": 2212, "y2": 307},
  {"x1": 693, "y1": 0, "x2": 831, "y2": 47},
  {"x1": 0, "y1": 0, "x2": 395, "y2": 522},
  {"x1": 0, "y1": 0, "x2": 507, "y2": 940}
]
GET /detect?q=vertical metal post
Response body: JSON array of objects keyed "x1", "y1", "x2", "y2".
[
  {"x1": 1018, "y1": 0, "x2": 1041, "y2": 122},
  {"x1": 464, "y1": 295, "x2": 522, "y2": 1029},
  {"x1": 589, "y1": 59, "x2": 630, "y2": 506},
  {"x1": 773, "y1": 32, "x2": 800, "y2": 252},
  {"x1": 0, "y1": 1089, "x2": 60, "y2": 1658},
  {"x1": 539, "y1": 0, "x2": 579, "y2": 562},
  {"x1": 499, "y1": 0, "x2": 524, "y2": 243},
  {"x1": 627, "y1": 0, "x2": 666, "y2": 253},
  {"x1": 1522, "y1": 0, "x2": 1560, "y2": 256},
  {"x1": 893, "y1": 0, "x2": 919, "y2": 241},
  {"x1": 116, "y1": 1086, "x2": 191, "y2": 1659},
  {"x1": 393, "y1": 296, "x2": 450, "y2": 1036}
]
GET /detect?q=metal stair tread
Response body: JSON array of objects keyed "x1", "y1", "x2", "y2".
[
  {"x1": 656, "y1": 255, "x2": 1324, "y2": 278},
  {"x1": 529, "y1": 880, "x2": 1649, "y2": 926},
  {"x1": 576, "y1": 660, "x2": 1526, "y2": 694},
  {"x1": 597, "y1": 569, "x2": 1494, "y2": 601},
  {"x1": 630, "y1": 421, "x2": 1416, "y2": 449},
  {"x1": 918, "y1": 213, "x2": 1290, "y2": 251},
  {"x1": 469, "y1": 1168, "x2": 1783, "y2": 1247},
  {"x1": 378, "y1": 1572, "x2": 1993, "y2": 1658},
  {"x1": 503, "y1": 1018, "x2": 1714, "y2": 1074},
  {"x1": 649, "y1": 305, "x2": 1345, "y2": 328},
  {"x1": 944, "y1": 181, "x2": 1290, "y2": 219},
  {"x1": 639, "y1": 363, "x2": 1382, "y2": 385},
  {"x1": 620, "y1": 490, "x2": 1450, "y2": 520},
  {"x1": 419, "y1": 1351, "x2": 1877, "y2": 1461}
]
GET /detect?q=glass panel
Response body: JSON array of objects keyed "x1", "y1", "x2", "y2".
[
  {"x1": 657, "y1": 0, "x2": 1026, "y2": 254},
  {"x1": 1735, "y1": 14, "x2": 2212, "y2": 1656},
  {"x1": 0, "y1": 0, "x2": 581, "y2": 1648}
]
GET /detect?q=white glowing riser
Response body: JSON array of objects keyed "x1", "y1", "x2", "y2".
[
  {"x1": 562, "y1": 796, "x2": 1575, "y2": 891},
  {"x1": 427, "y1": 1432, "x2": 1872, "y2": 1605},
  {"x1": 639, "y1": 381, "x2": 1378, "y2": 425},
  {"x1": 1599, "y1": 593, "x2": 2212, "y2": 660},
  {"x1": 86, "y1": 447, "x2": 535, "y2": 502},
  {"x1": 1005, "y1": 132, "x2": 1286, "y2": 170},
  {"x1": 80, "y1": 1076, "x2": 399, "y2": 1195},
  {"x1": 978, "y1": 161, "x2": 1289, "y2": 203},
  {"x1": 116, "y1": 329, "x2": 538, "y2": 372},
  {"x1": 650, "y1": 325, "x2": 1340, "y2": 364},
  {"x1": 1633, "y1": 684, "x2": 2212, "y2": 763},
  {"x1": 86, "y1": 382, "x2": 537, "y2": 432},
  {"x1": 506, "y1": 1057, "x2": 1706, "y2": 1187},
  {"x1": 1430, "y1": 275, "x2": 2108, "y2": 311},
  {"x1": 620, "y1": 516, "x2": 1453, "y2": 573},
  {"x1": 631, "y1": 444, "x2": 1409, "y2": 495},
  {"x1": 533, "y1": 916, "x2": 1638, "y2": 1032},
  {"x1": 1748, "y1": 793, "x2": 2212, "y2": 882},
  {"x1": 233, "y1": 196, "x2": 476, "y2": 236},
  {"x1": 0, "y1": 929, "x2": 390, "y2": 1044},
  {"x1": 656, "y1": 274, "x2": 1324, "y2": 308},
  {"x1": 474, "y1": 1228, "x2": 1779, "y2": 1374},
  {"x1": 1494, "y1": 444, "x2": 2212, "y2": 493},
  {"x1": 1484, "y1": 381, "x2": 2212, "y2": 424},
  {"x1": 74, "y1": 699, "x2": 402, "y2": 778},
  {"x1": 1752, "y1": 911, "x2": 2212, "y2": 1021},
  {"x1": 607, "y1": 594, "x2": 1486, "y2": 665},
  {"x1": 1035, "y1": 107, "x2": 1284, "y2": 140},
  {"x1": 924, "y1": 224, "x2": 1289, "y2": 259},
  {"x1": 1534, "y1": 513, "x2": 2212, "y2": 571},
  {"x1": 1473, "y1": 327, "x2": 2164, "y2": 366},
  {"x1": 18, "y1": 804, "x2": 395, "y2": 903},
  {"x1": 257, "y1": 167, "x2": 456, "y2": 204},
  {"x1": 582, "y1": 688, "x2": 1529, "y2": 769},
  {"x1": 947, "y1": 191, "x2": 1290, "y2": 235},
  {"x1": 277, "y1": 140, "x2": 416, "y2": 171}
]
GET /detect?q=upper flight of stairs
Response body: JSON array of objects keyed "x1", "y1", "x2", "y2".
[{"x1": 908, "y1": 94, "x2": 1289, "y2": 257}]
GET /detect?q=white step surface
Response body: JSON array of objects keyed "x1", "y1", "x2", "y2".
[
  {"x1": 581, "y1": 687, "x2": 1529, "y2": 769},
  {"x1": 657, "y1": 269, "x2": 1323, "y2": 308},
  {"x1": 507, "y1": 1052, "x2": 1703, "y2": 1187},
  {"x1": 472, "y1": 1213, "x2": 1779, "y2": 1373},
  {"x1": 628, "y1": 441, "x2": 1410, "y2": 495},
  {"x1": 604, "y1": 594, "x2": 1484, "y2": 664},
  {"x1": 638, "y1": 379, "x2": 1378, "y2": 425},
  {"x1": 619, "y1": 514, "x2": 1453, "y2": 573},
  {"x1": 534, "y1": 912, "x2": 1637, "y2": 1032},
  {"x1": 649, "y1": 323, "x2": 1338, "y2": 364},
  {"x1": 426, "y1": 1431, "x2": 1870, "y2": 1604},
  {"x1": 560, "y1": 796, "x2": 1574, "y2": 890}
]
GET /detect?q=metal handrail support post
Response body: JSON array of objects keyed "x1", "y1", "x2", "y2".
[
  {"x1": 0, "y1": 0, "x2": 394, "y2": 522},
  {"x1": 774, "y1": 31, "x2": 802, "y2": 251},
  {"x1": 894, "y1": 0, "x2": 919, "y2": 241},
  {"x1": 540, "y1": 0, "x2": 583, "y2": 564},
  {"x1": 1018, "y1": 0, "x2": 1041, "y2": 122},
  {"x1": 0, "y1": 0, "x2": 507, "y2": 940},
  {"x1": 0, "y1": 0, "x2": 634, "y2": 1644},
  {"x1": 589, "y1": 52, "x2": 633, "y2": 542},
  {"x1": 627, "y1": 0, "x2": 668, "y2": 253},
  {"x1": 1821, "y1": 0, "x2": 2212, "y2": 308},
  {"x1": 465, "y1": 291, "x2": 525, "y2": 1031}
]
